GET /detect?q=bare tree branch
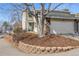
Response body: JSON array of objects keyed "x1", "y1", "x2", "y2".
[
  {"x1": 48, "y1": 3, "x2": 52, "y2": 12},
  {"x1": 44, "y1": 3, "x2": 52, "y2": 16},
  {"x1": 40, "y1": 3, "x2": 45, "y2": 17},
  {"x1": 24, "y1": 3, "x2": 36, "y2": 16},
  {"x1": 31, "y1": 3, "x2": 36, "y2": 16},
  {"x1": 45, "y1": 3, "x2": 63, "y2": 16},
  {"x1": 52, "y1": 3, "x2": 63, "y2": 10},
  {"x1": 10, "y1": 4, "x2": 24, "y2": 11}
]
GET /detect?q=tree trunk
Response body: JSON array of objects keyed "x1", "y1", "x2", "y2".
[
  {"x1": 37, "y1": 4, "x2": 45, "y2": 37},
  {"x1": 38, "y1": 18, "x2": 44, "y2": 37},
  {"x1": 45, "y1": 19, "x2": 50, "y2": 35}
]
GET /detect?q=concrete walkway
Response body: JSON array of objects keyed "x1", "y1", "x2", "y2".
[{"x1": 0, "y1": 37, "x2": 79, "y2": 56}]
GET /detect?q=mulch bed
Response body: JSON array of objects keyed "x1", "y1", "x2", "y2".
[{"x1": 12, "y1": 32, "x2": 79, "y2": 47}]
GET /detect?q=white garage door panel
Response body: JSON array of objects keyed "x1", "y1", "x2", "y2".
[{"x1": 50, "y1": 21, "x2": 74, "y2": 34}]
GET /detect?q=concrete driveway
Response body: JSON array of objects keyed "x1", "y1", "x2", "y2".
[
  {"x1": 0, "y1": 36, "x2": 79, "y2": 56},
  {"x1": 0, "y1": 38, "x2": 26, "y2": 56}
]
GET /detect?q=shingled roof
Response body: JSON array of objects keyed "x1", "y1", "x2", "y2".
[
  {"x1": 26, "y1": 9, "x2": 79, "y2": 20},
  {"x1": 46, "y1": 10, "x2": 76, "y2": 19}
]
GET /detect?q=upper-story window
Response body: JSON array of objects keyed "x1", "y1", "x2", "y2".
[
  {"x1": 28, "y1": 12, "x2": 32, "y2": 18},
  {"x1": 29, "y1": 14, "x2": 32, "y2": 17}
]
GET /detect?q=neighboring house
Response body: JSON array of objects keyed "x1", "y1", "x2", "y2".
[{"x1": 22, "y1": 9, "x2": 79, "y2": 35}]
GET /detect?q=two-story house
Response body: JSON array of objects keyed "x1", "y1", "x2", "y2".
[{"x1": 22, "y1": 9, "x2": 79, "y2": 35}]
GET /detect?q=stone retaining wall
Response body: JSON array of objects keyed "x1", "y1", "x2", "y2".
[
  {"x1": 61, "y1": 35, "x2": 79, "y2": 41},
  {"x1": 18, "y1": 41, "x2": 79, "y2": 54},
  {"x1": 4, "y1": 35, "x2": 79, "y2": 54}
]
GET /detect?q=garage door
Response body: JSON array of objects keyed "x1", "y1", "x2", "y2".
[{"x1": 50, "y1": 21, "x2": 74, "y2": 34}]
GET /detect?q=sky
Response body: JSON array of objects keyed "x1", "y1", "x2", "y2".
[{"x1": 0, "y1": 3, "x2": 79, "y2": 25}]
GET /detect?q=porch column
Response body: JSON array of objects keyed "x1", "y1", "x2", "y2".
[
  {"x1": 22, "y1": 10, "x2": 28, "y2": 31},
  {"x1": 33, "y1": 16, "x2": 38, "y2": 33}
]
